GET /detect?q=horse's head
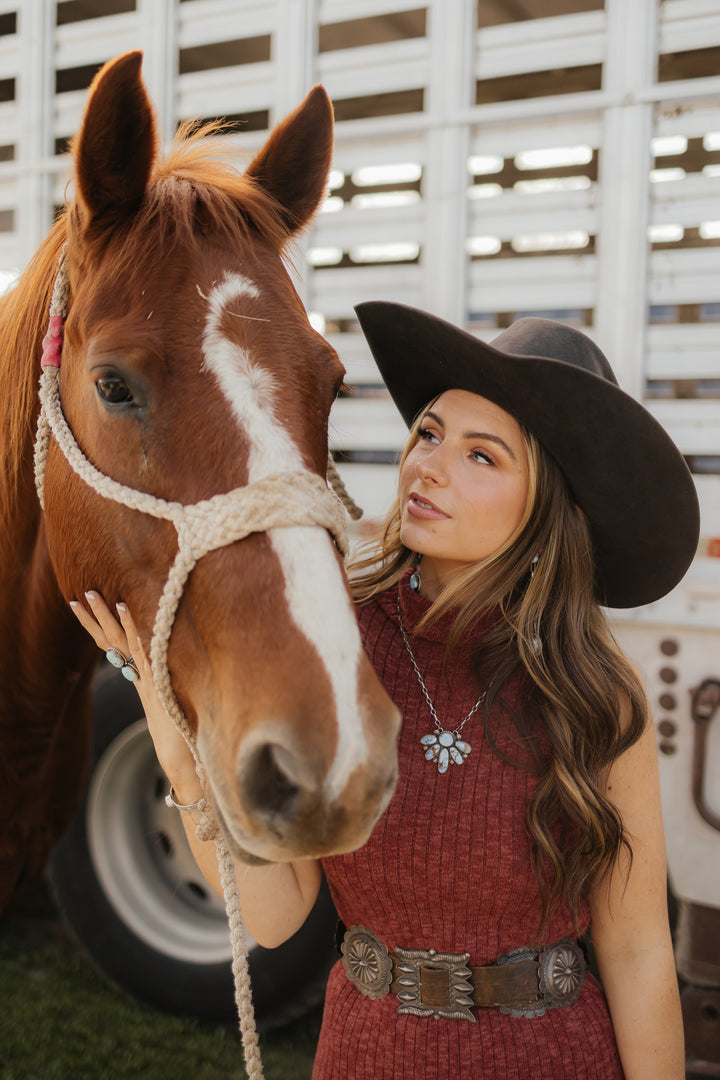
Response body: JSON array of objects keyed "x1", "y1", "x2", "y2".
[{"x1": 41, "y1": 52, "x2": 400, "y2": 863}]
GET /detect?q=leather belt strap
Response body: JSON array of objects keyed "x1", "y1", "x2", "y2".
[{"x1": 391, "y1": 956, "x2": 542, "y2": 1008}]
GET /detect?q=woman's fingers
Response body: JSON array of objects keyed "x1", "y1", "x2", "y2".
[
  {"x1": 68, "y1": 596, "x2": 114, "y2": 651},
  {"x1": 116, "y1": 603, "x2": 152, "y2": 681},
  {"x1": 83, "y1": 591, "x2": 127, "y2": 649},
  {"x1": 69, "y1": 592, "x2": 139, "y2": 672}
]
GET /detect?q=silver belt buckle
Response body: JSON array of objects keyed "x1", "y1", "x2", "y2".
[{"x1": 394, "y1": 946, "x2": 475, "y2": 1022}]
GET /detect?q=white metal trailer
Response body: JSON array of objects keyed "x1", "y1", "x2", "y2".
[{"x1": 1, "y1": 0, "x2": 719, "y2": 1068}]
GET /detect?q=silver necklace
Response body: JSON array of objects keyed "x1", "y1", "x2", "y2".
[{"x1": 397, "y1": 593, "x2": 485, "y2": 774}]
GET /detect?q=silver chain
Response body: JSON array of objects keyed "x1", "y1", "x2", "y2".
[{"x1": 396, "y1": 592, "x2": 485, "y2": 738}]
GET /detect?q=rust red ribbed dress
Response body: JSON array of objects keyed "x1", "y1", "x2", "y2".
[{"x1": 315, "y1": 576, "x2": 624, "y2": 1080}]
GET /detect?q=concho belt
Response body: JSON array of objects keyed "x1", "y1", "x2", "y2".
[{"x1": 340, "y1": 925, "x2": 586, "y2": 1021}]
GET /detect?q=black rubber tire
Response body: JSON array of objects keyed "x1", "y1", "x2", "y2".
[{"x1": 48, "y1": 665, "x2": 338, "y2": 1029}]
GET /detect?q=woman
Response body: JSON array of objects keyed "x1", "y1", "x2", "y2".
[{"x1": 72, "y1": 304, "x2": 698, "y2": 1079}]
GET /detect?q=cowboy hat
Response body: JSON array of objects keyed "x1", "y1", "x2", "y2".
[{"x1": 354, "y1": 301, "x2": 699, "y2": 609}]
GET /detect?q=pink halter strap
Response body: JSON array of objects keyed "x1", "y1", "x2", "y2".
[
  {"x1": 40, "y1": 248, "x2": 69, "y2": 369},
  {"x1": 41, "y1": 315, "x2": 64, "y2": 369}
]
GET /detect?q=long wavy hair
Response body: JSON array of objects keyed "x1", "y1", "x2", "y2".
[{"x1": 351, "y1": 405, "x2": 648, "y2": 931}]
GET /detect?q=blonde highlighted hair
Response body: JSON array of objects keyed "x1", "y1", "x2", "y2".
[{"x1": 350, "y1": 407, "x2": 648, "y2": 930}]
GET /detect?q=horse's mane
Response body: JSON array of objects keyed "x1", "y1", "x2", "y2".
[
  {"x1": 0, "y1": 122, "x2": 292, "y2": 539},
  {"x1": 0, "y1": 219, "x2": 67, "y2": 540}
]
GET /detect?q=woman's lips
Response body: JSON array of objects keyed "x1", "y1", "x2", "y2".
[{"x1": 407, "y1": 492, "x2": 450, "y2": 520}]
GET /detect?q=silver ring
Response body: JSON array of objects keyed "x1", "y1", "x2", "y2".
[
  {"x1": 121, "y1": 657, "x2": 140, "y2": 682},
  {"x1": 105, "y1": 646, "x2": 126, "y2": 668}
]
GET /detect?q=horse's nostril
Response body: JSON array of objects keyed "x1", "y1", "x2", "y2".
[{"x1": 242, "y1": 743, "x2": 303, "y2": 822}]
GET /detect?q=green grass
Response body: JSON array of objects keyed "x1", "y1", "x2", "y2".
[{"x1": 0, "y1": 882, "x2": 323, "y2": 1080}]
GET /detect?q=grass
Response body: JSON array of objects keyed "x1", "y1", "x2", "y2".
[{"x1": 0, "y1": 881, "x2": 323, "y2": 1080}]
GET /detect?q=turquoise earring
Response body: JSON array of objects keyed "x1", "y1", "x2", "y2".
[
  {"x1": 409, "y1": 556, "x2": 423, "y2": 593},
  {"x1": 530, "y1": 554, "x2": 541, "y2": 652}
]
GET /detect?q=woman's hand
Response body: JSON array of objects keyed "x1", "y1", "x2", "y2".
[
  {"x1": 70, "y1": 595, "x2": 323, "y2": 928},
  {"x1": 69, "y1": 593, "x2": 202, "y2": 803},
  {"x1": 70, "y1": 591, "x2": 151, "y2": 680}
]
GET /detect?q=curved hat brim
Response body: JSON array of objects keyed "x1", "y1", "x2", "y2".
[{"x1": 355, "y1": 301, "x2": 699, "y2": 609}]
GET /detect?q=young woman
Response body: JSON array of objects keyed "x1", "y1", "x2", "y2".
[{"x1": 72, "y1": 304, "x2": 698, "y2": 1079}]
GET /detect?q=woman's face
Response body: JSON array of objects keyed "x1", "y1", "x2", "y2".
[{"x1": 399, "y1": 389, "x2": 530, "y2": 597}]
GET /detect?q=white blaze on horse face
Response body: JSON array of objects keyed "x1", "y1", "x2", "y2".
[{"x1": 201, "y1": 273, "x2": 367, "y2": 798}]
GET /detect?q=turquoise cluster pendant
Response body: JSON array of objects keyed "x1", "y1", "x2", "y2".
[{"x1": 420, "y1": 730, "x2": 472, "y2": 773}]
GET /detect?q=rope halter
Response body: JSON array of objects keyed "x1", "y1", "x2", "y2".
[
  {"x1": 34, "y1": 251, "x2": 360, "y2": 1080},
  {"x1": 35, "y1": 253, "x2": 351, "y2": 736}
]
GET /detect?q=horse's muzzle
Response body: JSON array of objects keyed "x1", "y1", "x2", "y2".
[{"x1": 206, "y1": 717, "x2": 400, "y2": 863}]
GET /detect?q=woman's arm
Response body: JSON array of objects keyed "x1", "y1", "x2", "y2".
[
  {"x1": 589, "y1": 710, "x2": 684, "y2": 1080},
  {"x1": 171, "y1": 784, "x2": 322, "y2": 949},
  {"x1": 70, "y1": 593, "x2": 322, "y2": 949}
]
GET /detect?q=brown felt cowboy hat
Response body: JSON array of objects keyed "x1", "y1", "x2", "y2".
[{"x1": 354, "y1": 301, "x2": 700, "y2": 609}]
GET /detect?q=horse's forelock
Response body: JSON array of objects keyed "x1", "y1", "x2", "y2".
[
  {"x1": 147, "y1": 124, "x2": 294, "y2": 254},
  {"x1": 66, "y1": 132, "x2": 296, "y2": 304}
]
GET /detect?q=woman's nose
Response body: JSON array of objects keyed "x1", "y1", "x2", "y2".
[{"x1": 418, "y1": 447, "x2": 447, "y2": 483}]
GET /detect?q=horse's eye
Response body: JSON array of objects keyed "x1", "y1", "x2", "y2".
[{"x1": 96, "y1": 376, "x2": 133, "y2": 404}]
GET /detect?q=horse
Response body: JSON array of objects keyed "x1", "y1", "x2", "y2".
[{"x1": 0, "y1": 50, "x2": 400, "y2": 919}]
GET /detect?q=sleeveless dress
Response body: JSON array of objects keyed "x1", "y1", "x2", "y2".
[{"x1": 315, "y1": 576, "x2": 624, "y2": 1080}]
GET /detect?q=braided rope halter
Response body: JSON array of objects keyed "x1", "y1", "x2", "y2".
[{"x1": 35, "y1": 253, "x2": 361, "y2": 1079}]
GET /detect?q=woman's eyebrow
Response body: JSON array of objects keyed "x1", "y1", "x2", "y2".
[
  {"x1": 422, "y1": 409, "x2": 444, "y2": 428},
  {"x1": 423, "y1": 409, "x2": 518, "y2": 462},
  {"x1": 466, "y1": 432, "x2": 518, "y2": 462}
]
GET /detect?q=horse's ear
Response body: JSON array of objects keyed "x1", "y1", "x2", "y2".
[
  {"x1": 74, "y1": 51, "x2": 156, "y2": 228},
  {"x1": 244, "y1": 85, "x2": 334, "y2": 237}
]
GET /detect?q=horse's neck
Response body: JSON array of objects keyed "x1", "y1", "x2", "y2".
[
  {"x1": 0, "y1": 235, "x2": 98, "y2": 912},
  {"x1": 0, "y1": 503, "x2": 97, "y2": 914},
  {"x1": 0, "y1": 504, "x2": 96, "y2": 752}
]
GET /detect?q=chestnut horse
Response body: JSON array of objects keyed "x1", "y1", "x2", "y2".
[{"x1": 0, "y1": 52, "x2": 399, "y2": 917}]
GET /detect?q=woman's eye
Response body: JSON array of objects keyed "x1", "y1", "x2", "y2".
[
  {"x1": 96, "y1": 376, "x2": 133, "y2": 404},
  {"x1": 471, "y1": 449, "x2": 493, "y2": 465}
]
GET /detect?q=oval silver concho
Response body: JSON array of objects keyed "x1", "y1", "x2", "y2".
[
  {"x1": 341, "y1": 926, "x2": 393, "y2": 999},
  {"x1": 538, "y1": 939, "x2": 586, "y2": 1008}
]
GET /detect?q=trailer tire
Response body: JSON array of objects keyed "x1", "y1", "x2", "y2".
[{"x1": 48, "y1": 666, "x2": 338, "y2": 1029}]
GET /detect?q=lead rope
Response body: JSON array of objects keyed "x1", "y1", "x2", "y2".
[
  {"x1": 35, "y1": 252, "x2": 363, "y2": 1080},
  {"x1": 326, "y1": 453, "x2": 363, "y2": 521}
]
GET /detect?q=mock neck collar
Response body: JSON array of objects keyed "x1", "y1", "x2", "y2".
[{"x1": 376, "y1": 570, "x2": 493, "y2": 644}]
